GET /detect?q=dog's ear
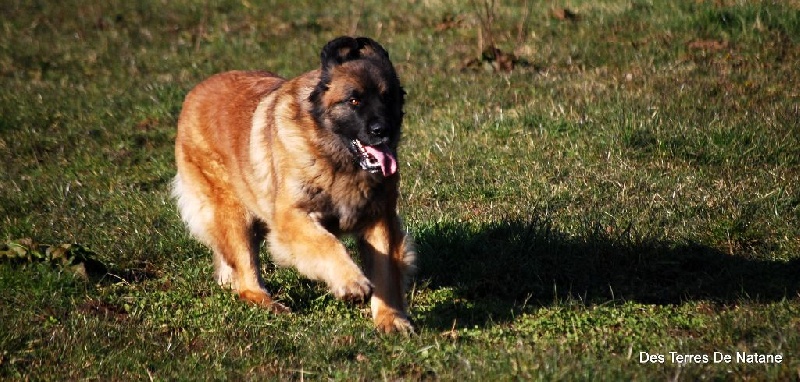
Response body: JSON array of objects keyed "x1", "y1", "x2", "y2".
[
  {"x1": 354, "y1": 37, "x2": 391, "y2": 61},
  {"x1": 320, "y1": 36, "x2": 390, "y2": 68},
  {"x1": 320, "y1": 37, "x2": 361, "y2": 68}
]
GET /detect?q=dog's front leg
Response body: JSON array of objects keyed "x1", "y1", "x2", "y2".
[
  {"x1": 359, "y1": 214, "x2": 416, "y2": 334},
  {"x1": 267, "y1": 207, "x2": 373, "y2": 302}
]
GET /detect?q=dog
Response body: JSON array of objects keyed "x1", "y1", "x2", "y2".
[{"x1": 172, "y1": 37, "x2": 415, "y2": 333}]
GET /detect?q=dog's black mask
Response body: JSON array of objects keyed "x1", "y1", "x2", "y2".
[{"x1": 309, "y1": 36, "x2": 405, "y2": 177}]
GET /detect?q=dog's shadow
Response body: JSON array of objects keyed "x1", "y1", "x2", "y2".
[{"x1": 411, "y1": 218, "x2": 800, "y2": 330}]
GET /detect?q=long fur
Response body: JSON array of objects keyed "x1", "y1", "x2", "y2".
[{"x1": 172, "y1": 37, "x2": 415, "y2": 333}]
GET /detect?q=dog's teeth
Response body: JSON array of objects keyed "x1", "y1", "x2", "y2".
[{"x1": 351, "y1": 139, "x2": 381, "y2": 173}]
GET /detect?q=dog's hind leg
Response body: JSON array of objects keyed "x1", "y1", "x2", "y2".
[
  {"x1": 209, "y1": 201, "x2": 289, "y2": 313},
  {"x1": 173, "y1": 174, "x2": 288, "y2": 313}
]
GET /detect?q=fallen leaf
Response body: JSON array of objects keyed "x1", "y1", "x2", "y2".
[
  {"x1": 0, "y1": 239, "x2": 107, "y2": 280},
  {"x1": 552, "y1": 7, "x2": 579, "y2": 21}
]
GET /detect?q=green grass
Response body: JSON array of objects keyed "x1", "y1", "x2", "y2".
[{"x1": 2, "y1": 0, "x2": 799, "y2": 379}]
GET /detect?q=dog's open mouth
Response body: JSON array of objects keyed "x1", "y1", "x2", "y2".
[{"x1": 349, "y1": 140, "x2": 397, "y2": 177}]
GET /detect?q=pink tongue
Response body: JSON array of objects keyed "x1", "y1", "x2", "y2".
[{"x1": 363, "y1": 144, "x2": 397, "y2": 177}]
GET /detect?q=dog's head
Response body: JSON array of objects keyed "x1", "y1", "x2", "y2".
[{"x1": 309, "y1": 36, "x2": 405, "y2": 177}]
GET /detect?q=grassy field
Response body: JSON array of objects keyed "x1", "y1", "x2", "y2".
[{"x1": 2, "y1": 0, "x2": 799, "y2": 379}]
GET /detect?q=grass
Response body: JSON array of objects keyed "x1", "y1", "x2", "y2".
[{"x1": 1, "y1": 0, "x2": 799, "y2": 379}]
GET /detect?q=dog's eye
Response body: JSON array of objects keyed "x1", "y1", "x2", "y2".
[{"x1": 348, "y1": 97, "x2": 361, "y2": 107}]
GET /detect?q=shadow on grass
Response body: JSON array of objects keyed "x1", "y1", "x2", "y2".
[{"x1": 412, "y1": 218, "x2": 800, "y2": 330}]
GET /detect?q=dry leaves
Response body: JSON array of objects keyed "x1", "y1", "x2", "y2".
[{"x1": 552, "y1": 7, "x2": 579, "y2": 22}]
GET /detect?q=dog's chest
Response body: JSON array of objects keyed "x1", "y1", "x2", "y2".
[{"x1": 301, "y1": 177, "x2": 386, "y2": 233}]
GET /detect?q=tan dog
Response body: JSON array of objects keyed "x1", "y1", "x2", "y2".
[{"x1": 172, "y1": 37, "x2": 415, "y2": 333}]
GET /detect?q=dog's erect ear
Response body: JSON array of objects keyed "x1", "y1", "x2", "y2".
[
  {"x1": 354, "y1": 37, "x2": 391, "y2": 61},
  {"x1": 320, "y1": 36, "x2": 390, "y2": 68}
]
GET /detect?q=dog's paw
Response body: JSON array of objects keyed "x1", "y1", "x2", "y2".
[
  {"x1": 374, "y1": 310, "x2": 415, "y2": 335},
  {"x1": 238, "y1": 289, "x2": 291, "y2": 314},
  {"x1": 331, "y1": 275, "x2": 374, "y2": 304}
]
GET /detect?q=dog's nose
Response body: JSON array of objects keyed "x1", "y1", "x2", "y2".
[{"x1": 369, "y1": 122, "x2": 388, "y2": 137}]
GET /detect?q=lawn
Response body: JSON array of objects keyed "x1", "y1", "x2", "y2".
[{"x1": 1, "y1": 0, "x2": 799, "y2": 380}]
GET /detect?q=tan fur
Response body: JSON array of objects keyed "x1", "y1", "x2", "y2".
[{"x1": 174, "y1": 57, "x2": 415, "y2": 332}]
